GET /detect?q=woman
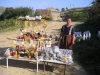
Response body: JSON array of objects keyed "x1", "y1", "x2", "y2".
[{"x1": 58, "y1": 18, "x2": 75, "y2": 49}]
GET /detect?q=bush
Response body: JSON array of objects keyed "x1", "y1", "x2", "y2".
[
  {"x1": 64, "y1": 12, "x2": 89, "y2": 21},
  {"x1": 0, "y1": 19, "x2": 15, "y2": 29},
  {"x1": 0, "y1": 19, "x2": 24, "y2": 30}
]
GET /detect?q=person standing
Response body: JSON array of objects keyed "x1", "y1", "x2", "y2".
[{"x1": 58, "y1": 18, "x2": 75, "y2": 49}]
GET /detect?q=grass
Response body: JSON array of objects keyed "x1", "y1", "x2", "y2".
[
  {"x1": 73, "y1": 24, "x2": 100, "y2": 75},
  {"x1": 0, "y1": 24, "x2": 22, "y2": 33},
  {"x1": 0, "y1": 20, "x2": 47, "y2": 33}
]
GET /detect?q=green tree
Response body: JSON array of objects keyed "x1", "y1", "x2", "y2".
[
  {"x1": 0, "y1": 8, "x2": 15, "y2": 20},
  {"x1": 0, "y1": 7, "x2": 34, "y2": 21},
  {"x1": 61, "y1": 8, "x2": 65, "y2": 12},
  {"x1": 85, "y1": 0, "x2": 100, "y2": 29},
  {"x1": 66, "y1": 7, "x2": 68, "y2": 10}
]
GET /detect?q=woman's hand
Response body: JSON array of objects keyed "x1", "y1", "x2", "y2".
[
  {"x1": 72, "y1": 40, "x2": 75, "y2": 45},
  {"x1": 72, "y1": 34, "x2": 75, "y2": 45}
]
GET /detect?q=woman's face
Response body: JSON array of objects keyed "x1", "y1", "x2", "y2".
[{"x1": 67, "y1": 19, "x2": 71, "y2": 25}]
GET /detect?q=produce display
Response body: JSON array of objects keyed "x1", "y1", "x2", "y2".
[
  {"x1": 5, "y1": 45, "x2": 37, "y2": 59},
  {"x1": 5, "y1": 46, "x2": 73, "y2": 65},
  {"x1": 38, "y1": 46, "x2": 73, "y2": 64},
  {"x1": 5, "y1": 29, "x2": 52, "y2": 59},
  {"x1": 5, "y1": 26, "x2": 73, "y2": 65}
]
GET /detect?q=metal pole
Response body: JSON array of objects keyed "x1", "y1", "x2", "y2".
[
  {"x1": 6, "y1": 58, "x2": 8, "y2": 68},
  {"x1": 37, "y1": 60, "x2": 38, "y2": 72},
  {"x1": 36, "y1": 39, "x2": 40, "y2": 72},
  {"x1": 44, "y1": 62, "x2": 45, "y2": 73},
  {"x1": 36, "y1": 49, "x2": 39, "y2": 72}
]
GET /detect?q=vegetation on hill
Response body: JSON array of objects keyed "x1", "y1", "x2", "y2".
[
  {"x1": 0, "y1": 7, "x2": 34, "y2": 32},
  {"x1": 64, "y1": 12, "x2": 89, "y2": 21},
  {"x1": 0, "y1": 7, "x2": 33, "y2": 21},
  {"x1": 62, "y1": 7, "x2": 90, "y2": 21},
  {"x1": 0, "y1": 7, "x2": 53, "y2": 32}
]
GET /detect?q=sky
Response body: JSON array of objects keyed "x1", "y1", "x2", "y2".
[{"x1": 0, "y1": 0, "x2": 93, "y2": 10}]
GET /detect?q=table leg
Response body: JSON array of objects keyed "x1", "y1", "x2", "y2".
[
  {"x1": 37, "y1": 61, "x2": 38, "y2": 72},
  {"x1": 47, "y1": 62, "x2": 48, "y2": 66},
  {"x1": 44, "y1": 62, "x2": 45, "y2": 73},
  {"x1": 64, "y1": 65, "x2": 66, "y2": 75},
  {"x1": 6, "y1": 58, "x2": 8, "y2": 68}
]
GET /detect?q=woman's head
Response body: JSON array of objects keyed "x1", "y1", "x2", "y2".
[{"x1": 67, "y1": 18, "x2": 72, "y2": 25}]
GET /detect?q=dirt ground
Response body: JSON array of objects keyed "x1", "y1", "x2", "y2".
[{"x1": 0, "y1": 12, "x2": 87, "y2": 75}]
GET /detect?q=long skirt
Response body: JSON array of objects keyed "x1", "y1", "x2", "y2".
[{"x1": 59, "y1": 35, "x2": 72, "y2": 49}]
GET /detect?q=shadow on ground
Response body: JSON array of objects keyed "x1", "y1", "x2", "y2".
[{"x1": 73, "y1": 38, "x2": 100, "y2": 75}]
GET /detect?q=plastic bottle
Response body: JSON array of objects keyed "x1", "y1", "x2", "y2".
[{"x1": 83, "y1": 33, "x2": 85, "y2": 40}]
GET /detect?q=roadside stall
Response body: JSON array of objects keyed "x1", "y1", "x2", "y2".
[{"x1": 4, "y1": 21, "x2": 73, "y2": 75}]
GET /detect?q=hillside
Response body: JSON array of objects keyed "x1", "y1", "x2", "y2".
[
  {"x1": 67, "y1": 7, "x2": 90, "y2": 12},
  {"x1": 0, "y1": 6, "x2": 6, "y2": 15},
  {"x1": 61, "y1": 7, "x2": 90, "y2": 15}
]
